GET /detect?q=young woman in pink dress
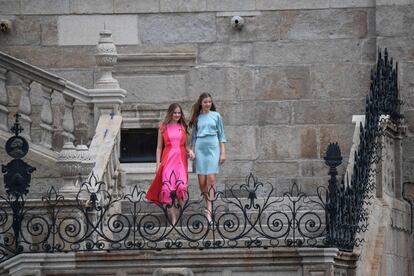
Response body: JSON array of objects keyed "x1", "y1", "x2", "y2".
[{"x1": 146, "y1": 103, "x2": 195, "y2": 225}]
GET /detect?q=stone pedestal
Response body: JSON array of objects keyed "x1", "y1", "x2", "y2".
[{"x1": 56, "y1": 142, "x2": 94, "y2": 197}]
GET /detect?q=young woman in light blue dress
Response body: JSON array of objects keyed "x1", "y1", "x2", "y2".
[{"x1": 189, "y1": 93, "x2": 226, "y2": 223}]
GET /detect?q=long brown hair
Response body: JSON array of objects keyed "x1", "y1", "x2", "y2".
[
  {"x1": 189, "y1": 93, "x2": 216, "y2": 128},
  {"x1": 160, "y1": 103, "x2": 188, "y2": 133}
]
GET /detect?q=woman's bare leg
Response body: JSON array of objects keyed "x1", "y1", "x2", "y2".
[
  {"x1": 198, "y1": 175, "x2": 211, "y2": 221},
  {"x1": 205, "y1": 174, "x2": 217, "y2": 222}
]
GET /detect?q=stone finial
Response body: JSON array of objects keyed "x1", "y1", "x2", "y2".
[{"x1": 94, "y1": 28, "x2": 119, "y2": 89}]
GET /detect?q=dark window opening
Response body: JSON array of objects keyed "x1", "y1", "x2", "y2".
[{"x1": 120, "y1": 128, "x2": 157, "y2": 163}]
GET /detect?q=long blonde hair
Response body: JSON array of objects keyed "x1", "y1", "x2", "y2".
[
  {"x1": 160, "y1": 103, "x2": 188, "y2": 133},
  {"x1": 189, "y1": 93, "x2": 216, "y2": 128}
]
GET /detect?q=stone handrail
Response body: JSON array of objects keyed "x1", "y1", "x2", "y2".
[
  {"x1": 88, "y1": 114, "x2": 123, "y2": 195},
  {"x1": 0, "y1": 51, "x2": 91, "y2": 103}
]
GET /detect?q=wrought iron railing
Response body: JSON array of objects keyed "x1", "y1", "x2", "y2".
[
  {"x1": 0, "y1": 168, "x2": 328, "y2": 262},
  {"x1": 323, "y1": 48, "x2": 403, "y2": 251}
]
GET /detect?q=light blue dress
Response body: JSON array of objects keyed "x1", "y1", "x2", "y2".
[{"x1": 192, "y1": 111, "x2": 226, "y2": 175}]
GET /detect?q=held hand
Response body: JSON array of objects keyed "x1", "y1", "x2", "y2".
[
  {"x1": 219, "y1": 153, "x2": 226, "y2": 164},
  {"x1": 188, "y1": 150, "x2": 195, "y2": 160}
]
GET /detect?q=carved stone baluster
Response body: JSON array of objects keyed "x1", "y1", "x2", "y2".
[
  {"x1": 39, "y1": 86, "x2": 54, "y2": 149},
  {"x1": 62, "y1": 95, "x2": 75, "y2": 144},
  {"x1": 17, "y1": 77, "x2": 32, "y2": 140},
  {"x1": 0, "y1": 68, "x2": 9, "y2": 131}
]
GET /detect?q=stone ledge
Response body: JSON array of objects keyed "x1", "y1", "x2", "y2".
[{"x1": 0, "y1": 247, "x2": 359, "y2": 276}]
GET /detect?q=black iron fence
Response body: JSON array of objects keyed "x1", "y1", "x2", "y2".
[
  {"x1": 0, "y1": 169, "x2": 328, "y2": 262},
  {"x1": 324, "y1": 48, "x2": 403, "y2": 250},
  {"x1": 0, "y1": 49, "x2": 403, "y2": 262}
]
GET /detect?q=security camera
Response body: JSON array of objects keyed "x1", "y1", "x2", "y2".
[
  {"x1": 0, "y1": 20, "x2": 12, "y2": 33},
  {"x1": 230, "y1": 16, "x2": 244, "y2": 30}
]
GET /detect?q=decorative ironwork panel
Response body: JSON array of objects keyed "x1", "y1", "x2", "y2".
[{"x1": 0, "y1": 172, "x2": 328, "y2": 262}]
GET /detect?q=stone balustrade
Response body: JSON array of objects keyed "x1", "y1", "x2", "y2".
[{"x1": 0, "y1": 29, "x2": 127, "y2": 198}]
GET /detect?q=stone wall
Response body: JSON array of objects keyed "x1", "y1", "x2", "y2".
[{"x1": 0, "y1": 1, "x2": 411, "y2": 194}]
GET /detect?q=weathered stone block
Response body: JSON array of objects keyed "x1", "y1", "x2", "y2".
[
  {"x1": 70, "y1": 0, "x2": 114, "y2": 14},
  {"x1": 139, "y1": 14, "x2": 216, "y2": 44},
  {"x1": 0, "y1": 46, "x2": 96, "y2": 68},
  {"x1": 377, "y1": 37, "x2": 414, "y2": 64},
  {"x1": 21, "y1": 0, "x2": 70, "y2": 14},
  {"x1": 256, "y1": 0, "x2": 329, "y2": 10},
  {"x1": 0, "y1": 16, "x2": 41, "y2": 46},
  {"x1": 216, "y1": 16, "x2": 259, "y2": 42},
  {"x1": 293, "y1": 99, "x2": 364, "y2": 124},
  {"x1": 403, "y1": 161, "x2": 414, "y2": 183},
  {"x1": 319, "y1": 124, "x2": 355, "y2": 158},
  {"x1": 225, "y1": 177, "x2": 277, "y2": 197},
  {"x1": 330, "y1": 0, "x2": 375, "y2": 8},
  {"x1": 300, "y1": 128, "x2": 317, "y2": 159},
  {"x1": 376, "y1": 0, "x2": 411, "y2": 5},
  {"x1": 206, "y1": 0, "x2": 255, "y2": 11},
  {"x1": 40, "y1": 16, "x2": 58, "y2": 46},
  {"x1": 49, "y1": 69, "x2": 94, "y2": 89},
  {"x1": 253, "y1": 161, "x2": 299, "y2": 177},
  {"x1": 300, "y1": 160, "x2": 329, "y2": 177},
  {"x1": 361, "y1": 37, "x2": 376, "y2": 63},
  {"x1": 367, "y1": 8, "x2": 376, "y2": 37},
  {"x1": 259, "y1": 126, "x2": 317, "y2": 160},
  {"x1": 218, "y1": 101, "x2": 259, "y2": 125},
  {"x1": 225, "y1": 125, "x2": 258, "y2": 160},
  {"x1": 0, "y1": 0, "x2": 21, "y2": 14},
  {"x1": 114, "y1": 0, "x2": 159, "y2": 13},
  {"x1": 198, "y1": 43, "x2": 252, "y2": 63},
  {"x1": 402, "y1": 137, "x2": 414, "y2": 162},
  {"x1": 255, "y1": 101, "x2": 291, "y2": 126},
  {"x1": 117, "y1": 74, "x2": 187, "y2": 103},
  {"x1": 280, "y1": 9, "x2": 368, "y2": 40},
  {"x1": 251, "y1": 66, "x2": 310, "y2": 100},
  {"x1": 253, "y1": 39, "x2": 362, "y2": 65},
  {"x1": 58, "y1": 15, "x2": 139, "y2": 45},
  {"x1": 160, "y1": 0, "x2": 206, "y2": 12},
  {"x1": 403, "y1": 109, "x2": 414, "y2": 134},
  {"x1": 377, "y1": 6, "x2": 414, "y2": 37},
  {"x1": 221, "y1": 161, "x2": 254, "y2": 178},
  {"x1": 309, "y1": 63, "x2": 371, "y2": 99},
  {"x1": 187, "y1": 66, "x2": 253, "y2": 101},
  {"x1": 398, "y1": 62, "x2": 414, "y2": 110},
  {"x1": 277, "y1": 177, "x2": 328, "y2": 196}
]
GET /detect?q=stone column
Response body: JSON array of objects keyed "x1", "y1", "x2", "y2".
[
  {"x1": 17, "y1": 77, "x2": 32, "y2": 140},
  {"x1": 0, "y1": 67, "x2": 9, "y2": 132},
  {"x1": 39, "y1": 86, "x2": 54, "y2": 149},
  {"x1": 62, "y1": 95, "x2": 75, "y2": 144}
]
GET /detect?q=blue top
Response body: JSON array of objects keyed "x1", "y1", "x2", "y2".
[{"x1": 192, "y1": 111, "x2": 226, "y2": 146}]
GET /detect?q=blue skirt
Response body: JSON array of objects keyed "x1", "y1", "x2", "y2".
[{"x1": 195, "y1": 135, "x2": 220, "y2": 175}]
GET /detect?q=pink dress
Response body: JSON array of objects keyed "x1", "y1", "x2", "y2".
[{"x1": 146, "y1": 124, "x2": 188, "y2": 204}]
